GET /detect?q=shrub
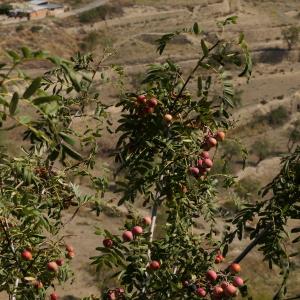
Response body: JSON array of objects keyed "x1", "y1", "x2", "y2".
[
  {"x1": 234, "y1": 177, "x2": 260, "y2": 201},
  {"x1": 15, "y1": 24, "x2": 25, "y2": 32},
  {"x1": 266, "y1": 106, "x2": 289, "y2": 127},
  {"x1": 0, "y1": 3, "x2": 12, "y2": 15},
  {"x1": 251, "y1": 138, "x2": 273, "y2": 163},
  {"x1": 30, "y1": 25, "x2": 43, "y2": 33},
  {"x1": 79, "y1": 5, "x2": 123, "y2": 23}
]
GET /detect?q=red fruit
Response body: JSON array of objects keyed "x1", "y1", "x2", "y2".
[
  {"x1": 200, "y1": 151, "x2": 210, "y2": 159},
  {"x1": 34, "y1": 280, "x2": 43, "y2": 289},
  {"x1": 220, "y1": 281, "x2": 229, "y2": 289},
  {"x1": 116, "y1": 287, "x2": 125, "y2": 294},
  {"x1": 21, "y1": 250, "x2": 32, "y2": 261},
  {"x1": 203, "y1": 158, "x2": 213, "y2": 168},
  {"x1": 108, "y1": 291, "x2": 116, "y2": 300},
  {"x1": 66, "y1": 251, "x2": 75, "y2": 259},
  {"x1": 164, "y1": 114, "x2": 173, "y2": 122},
  {"x1": 198, "y1": 167, "x2": 207, "y2": 176},
  {"x1": 233, "y1": 276, "x2": 244, "y2": 287},
  {"x1": 55, "y1": 259, "x2": 64, "y2": 266},
  {"x1": 103, "y1": 238, "x2": 113, "y2": 248},
  {"x1": 137, "y1": 95, "x2": 147, "y2": 104},
  {"x1": 196, "y1": 287, "x2": 206, "y2": 297},
  {"x1": 224, "y1": 284, "x2": 237, "y2": 297},
  {"x1": 147, "y1": 97, "x2": 158, "y2": 107},
  {"x1": 212, "y1": 286, "x2": 223, "y2": 297},
  {"x1": 144, "y1": 107, "x2": 155, "y2": 114},
  {"x1": 50, "y1": 292, "x2": 59, "y2": 300},
  {"x1": 149, "y1": 260, "x2": 160, "y2": 270},
  {"x1": 206, "y1": 270, "x2": 218, "y2": 281},
  {"x1": 215, "y1": 256, "x2": 222, "y2": 264},
  {"x1": 65, "y1": 244, "x2": 74, "y2": 252},
  {"x1": 230, "y1": 263, "x2": 241, "y2": 273},
  {"x1": 189, "y1": 166, "x2": 199, "y2": 177},
  {"x1": 132, "y1": 226, "x2": 143, "y2": 236},
  {"x1": 215, "y1": 131, "x2": 225, "y2": 142},
  {"x1": 182, "y1": 280, "x2": 189, "y2": 287},
  {"x1": 143, "y1": 216, "x2": 152, "y2": 226},
  {"x1": 197, "y1": 159, "x2": 203, "y2": 167},
  {"x1": 122, "y1": 230, "x2": 133, "y2": 242},
  {"x1": 207, "y1": 137, "x2": 218, "y2": 148},
  {"x1": 47, "y1": 261, "x2": 58, "y2": 272}
]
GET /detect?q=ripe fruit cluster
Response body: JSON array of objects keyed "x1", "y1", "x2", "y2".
[
  {"x1": 189, "y1": 151, "x2": 213, "y2": 178},
  {"x1": 106, "y1": 287, "x2": 125, "y2": 300},
  {"x1": 203, "y1": 131, "x2": 225, "y2": 151},
  {"x1": 136, "y1": 95, "x2": 158, "y2": 115},
  {"x1": 182, "y1": 263, "x2": 244, "y2": 299}
]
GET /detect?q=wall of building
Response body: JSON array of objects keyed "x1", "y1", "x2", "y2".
[{"x1": 28, "y1": 8, "x2": 48, "y2": 19}]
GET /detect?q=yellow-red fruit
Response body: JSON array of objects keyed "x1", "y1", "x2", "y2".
[
  {"x1": 233, "y1": 276, "x2": 244, "y2": 287},
  {"x1": 149, "y1": 260, "x2": 160, "y2": 270},
  {"x1": 206, "y1": 270, "x2": 218, "y2": 281},
  {"x1": 55, "y1": 259, "x2": 64, "y2": 266},
  {"x1": 224, "y1": 284, "x2": 237, "y2": 297},
  {"x1": 212, "y1": 286, "x2": 223, "y2": 297},
  {"x1": 103, "y1": 238, "x2": 113, "y2": 248},
  {"x1": 196, "y1": 287, "x2": 206, "y2": 297},
  {"x1": 164, "y1": 114, "x2": 173, "y2": 122},
  {"x1": 65, "y1": 244, "x2": 74, "y2": 252},
  {"x1": 34, "y1": 281, "x2": 43, "y2": 289},
  {"x1": 189, "y1": 166, "x2": 199, "y2": 177},
  {"x1": 207, "y1": 137, "x2": 218, "y2": 148},
  {"x1": 66, "y1": 251, "x2": 75, "y2": 259},
  {"x1": 215, "y1": 131, "x2": 225, "y2": 142},
  {"x1": 50, "y1": 292, "x2": 59, "y2": 300},
  {"x1": 137, "y1": 95, "x2": 147, "y2": 104},
  {"x1": 203, "y1": 158, "x2": 213, "y2": 168},
  {"x1": 132, "y1": 226, "x2": 143, "y2": 236},
  {"x1": 145, "y1": 107, "x2": 155, "y2": 114},
  {"x1": 21, "y1": 250, "x2": 32, "y2": 261},
  {"x1": 148, "y1": 97, "x2": 158, "y2": 108},
  {"x1": 143, "y1": 216, "x2": 152, "y2": 225},
  {"x1": 221, "y1": 281, "x2": 229, "y2": 289},
  {"x1": 108, "y1": 291, "x2": 116, "y2": 300},
  {"x1": 200, "y1": 151, "x2": 210, "y2": 159},
  {"x1": 47, "y1": 261, "x2": 59, "y2": 272},
  {"x1": 230, "y1": 263, "x2": 241, "y2": 273},
  {"x1": 215, "y1": 256, "x2": 222, "y2": 264},
  {"x1": 122, "y1": 230, "x2": 133, "y2": 242}
]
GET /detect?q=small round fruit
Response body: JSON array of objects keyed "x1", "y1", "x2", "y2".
[
  {"x1": 108, "y1": 291, "x2": 116, "y2": 300},
  {"x1": 224, "y1": 284, "x2": 237, "y2": 297},
  {"x1": 50, "y1": 292, "x2": 59, "y2": 300},
  {"x1": 206, "y1": 270, "x2": 218, "y2": 281},
  {"x1": 21, "y1": 250, "x2": 32, "y2": 261},
  {"x1": 122, "y1": 230, "x2": 133, "y2": 242},
  {"x1": 221, "y1": 281, "x2": 229, "y2": 289},
  {"x1": 65, "y1": 244, "x2": 74, "y2": 252},
  {"x1": 164, "y1": 114, "x2": 173, "y2": 122},
  {"x1": 233, "y1": 276, "x2": 244, "y2": 287},
  {"x1": 66, "y1": 251, "x2": 75, "y2": 259},
  {"x1": 203, "y1": 158, "x2": 213, "y2": 168},
  {"x1": 55, "y1": 259, "x2": 64, "y2": 266},
  {"x1": 196, "y1": 287, "x2": 206, "y2": 297},
  {"x1": 132, "y1": 226, "x2": 143, "y2": 236},
  {"x1": 189, "y1": 167, "x2": 199, "y2": 177},
  {"x1": 212, "y1": 286, "x2": 223, "y2": 297},
  {"x1": 215, "y1": 256, "x2": 222, "y2": 264},
  {"x1": 207, "y1": 137, "x2": 218, "y2": 148},
  {"x1": 137, "y1": 95, "x2": 147, "y2": 104},
  {"x1": 103, "y1": 238, "x2": 113, "y2": 248},
  {"x1": 149, "y1": 260, "x2": 160, "y2": 270},
  {"x1": 215, "y1": 131, "x2": 225, "y2": 142},
  {"x1": 200, "y1": 151, "x2": 210, "y2": 159},
  {"x1": 148, "y1": 97, "x2": 158, "y2": 108},
  {"x1": 230, "y1": 263, "x2": 241, "y2": 273},
  {"x1": 145, "y1": 107, "x2": 154, "y2": 114},
  {"x1": 116, "y1": 287, "x2": 125, "y2": 295},
  {"x1": 34, "y1": 280, "x2": 43, "y2": 289},
  {"x1": 47, "y1": 261, "x2": 58, "y2": 272},
  {"x1": 143, "y1": 216, "x2": 152, "y2": 226},
  {"x1": 182, "y1": 280, "x2": 189, "y2": 287}
]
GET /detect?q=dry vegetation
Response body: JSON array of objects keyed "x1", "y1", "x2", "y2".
[{"x1": 0, "y1": 0, "x2": 300, "y2": 299}]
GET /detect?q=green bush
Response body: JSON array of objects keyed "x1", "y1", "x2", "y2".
[
  {"x1": 266, "y1": 106, "x2": 289, "y2": 127},
  {"x1": 30, "y1": 25, "x2": 43, "y2": 33},
  {"x1": 15, "y1": 24, "x2": 25, "y2": 32},
  {"x1": 235, "y1": 177, "x2": 260, "y2": 201},
  {"x1": 79, "y1": 5, "x2": 123, "y2": 24},
  {"x1": 251, "y1": 138, "x2": 273, "y2": 163},
  {"x1": 0, "y1": 3, "x2": 12, "y2": 15}
]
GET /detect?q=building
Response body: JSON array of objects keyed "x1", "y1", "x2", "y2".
[{"x1": 8, "y1": 0, "x2": 65, "y2": 20}]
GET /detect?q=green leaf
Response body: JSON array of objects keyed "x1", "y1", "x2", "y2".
[
  {"x1": 23, "y1": 77, "x2": 42, "y2": 99},
  {"x1": 201, "y1": 39, "x2": 209, "y2": 57},
  {"x1": 62, "y1": 143, "x2": 83, "y2": 161},
  {"x1": 59, "y1": 132, "x2": 76, "y2": 146},
  {"x1": 9, "y1": 92, "x2": 19, "y2": 115},
  {"x1": 21, "y1": 47, "x2": 31, "y2": 58},
  {"x1": 193, "y1": 22, "x2": 200, "y2": 35},
  {"x1": 32, "y1": 95, "x2": 60, "y2": 106},
  {"x1": 6, "y1": 50, "x2": 20, "y2": 62}
]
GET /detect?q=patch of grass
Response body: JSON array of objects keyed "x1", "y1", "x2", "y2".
[{"x1": 80, "y1": 30, "x2": 116, "y2": 51}]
